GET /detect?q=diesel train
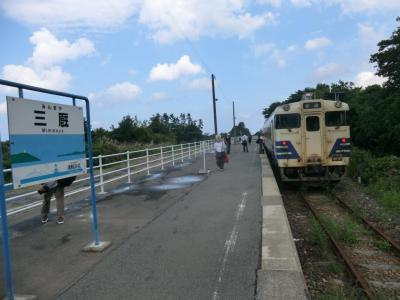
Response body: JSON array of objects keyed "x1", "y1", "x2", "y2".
[{"x1": 262, "y1": 98, "x2": 350, "y2": 182}]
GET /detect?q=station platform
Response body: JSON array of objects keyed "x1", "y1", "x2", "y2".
[
  {"x1": 0, "y1": 143, "x2": 307, "y2": 299},
  {"x1": 257, "y1": 155, "x2": 309, "y2": 300}
]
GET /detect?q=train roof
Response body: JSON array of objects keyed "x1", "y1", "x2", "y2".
[{"x1": 272, "y1": 99, "x2": 349, "y2": 115}]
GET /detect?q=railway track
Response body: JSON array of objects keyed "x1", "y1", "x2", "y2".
[{"x1": 301, "y1": 192, "x2": 400, "y2": 300}]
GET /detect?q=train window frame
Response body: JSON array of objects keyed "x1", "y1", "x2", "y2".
[
  {"x1": 303, "y1": 102, "x2": 321, "y2": 109},
  {"x1": 275, "y1": 113, "x2": 300, "y2": 130},
  {"x1": 325, "y1": 111, "x2": 348, "y2": 127},
  {"x1": 306, "y1": 116, "x2": 320, "y2": 131}
]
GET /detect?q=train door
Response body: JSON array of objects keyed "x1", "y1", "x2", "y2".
[{"x1": 303, "y1": 114, "x2": 323, "y2": 162}]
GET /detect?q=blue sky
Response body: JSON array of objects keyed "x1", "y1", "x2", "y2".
[{"x1": 0, "y1": 1, "x2": 398, "y2": 137}]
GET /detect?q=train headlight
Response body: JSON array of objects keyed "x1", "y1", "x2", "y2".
[
  {"x1": 283, "y1": 104, "x2": 290, "y2": 111},
  {"x1": 334, "y1": 101, "x2": 342, "y2": 108}
]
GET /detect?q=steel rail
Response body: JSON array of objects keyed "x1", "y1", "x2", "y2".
[
  {"x1": 301, "y1": 193, "x2": 376, "y2": 300},
  {"x1": 334, "y1": 194, "x2": 400, "y2": 256}
]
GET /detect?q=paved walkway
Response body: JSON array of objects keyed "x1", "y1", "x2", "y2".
[{"x1": 1, "y1": 144, "x2": 262, "y2": 299}]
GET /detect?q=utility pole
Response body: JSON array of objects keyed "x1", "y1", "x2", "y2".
[
  {"x1": 232, "y1": 101, "x2": 236, "y2": 128},
  {"x1": 211, "y1": 74, "x2": 218, "y2": 135}
]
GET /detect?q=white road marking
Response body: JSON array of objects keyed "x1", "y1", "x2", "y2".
[{"x1": 212, "y1": 191, "x2": 248, "y2": 300}]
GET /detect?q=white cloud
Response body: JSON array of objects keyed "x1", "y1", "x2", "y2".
[
  {"x1": 289, "y1": 0, "x2": 400, "y2": 13},
  {"x1": 1, "y1": 28, "x2": 94, "y2": 91},
  {"x1": 89, "y1": 82, "x2": 141, "y2": 105},
  {"x1": 108, "y1": 82, "x2": 141, "y2": 100},
  {"x1": 253, "y1": 43, "x2": 286, "y2": 67},
  {"x1": 1, "y1": 64, "x2": 72, "y2": 91},
  {"x1": 313, "y1": 62, "x2": 347, "y2": 80},
  {"x1": 1, "y1": 1, "x2": 277, "y2": 43},
  {"x1": 186, "y1": 77, "x2": 210, "y2": 90},
  {"x1": 253, "y1": 43, "x2": 276, "y2": 57},
  {"x1": 355, "y1": 71, "x2": 386, "y2": 88},
  {"x1": 149, "y1": 55, "x2": 203, "y2": 81},
  {"x1": 0, "y1": 0, "x2": 139, "y2": 30},
  {"x1": 256, "y1": 0, "x2": 282, "y2": 7},
  {"x1": 151, "y1": 92, "x2": 168, "y2": 100},
  {"x1": 291, "y1": 0, "x2": 312, "y2": 6},
  {"x1": 0, "y1": 102, "x2": 7, "y2": 114},
  {"x1": 304, "y1": 37, "x2": 332, "y2": 50},
  {"x1": 28, "y1": 28, "x2": 95, "y2": 68},
  {"x1": 330, "y1": 0, "x2": 400, "y2": 13},
  {"x1": 139, "y1": 1, "x2": 277, "y2": 43},
  {"x1": 357, "y1": 23, "x2": 385, "y2": 48}
]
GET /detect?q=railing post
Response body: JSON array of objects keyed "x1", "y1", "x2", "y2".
[
  {"x1": 160, "y1": 146, "x2": 164, "y2": 170},
  {"x1": 146, "y1": 148, "x2": 150, "y2": 175},
  {"x1": 188, "y1": 143, "x2": 191, "y2": 159},
  {"x1": 180, "y1": 144, "x2": 184, "y2": 162},
  {"x1": 99, "y1": 155, "x2": 105, "y2": 194},
  {"x1": 172, "y1": 145, "x2": 175, "y2": 166},
  {"x1": 194, "y1": 142, "x2": 197, "y2": 158},
  {"x1": 203, "y1": 141, "x2": 207, "y2": 170},
  {"x1": 127, "y1": 151, "x2": 131, "y2": 183}
]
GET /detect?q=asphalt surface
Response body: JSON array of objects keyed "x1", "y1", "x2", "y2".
[{"x1": 1, "y1": 144, "x2": 261, "y2": 300}]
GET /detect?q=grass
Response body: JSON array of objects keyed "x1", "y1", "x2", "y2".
[
  {"x1": 367, "y1": 181, "x2": 400, "y2": 217},
  {"x1": 309, "y1": 216, "x2": 347, "y2": 274},
  {"x1": 315, "y1": 287, "x2": 366, "y2": 300},
  {"x1": 347, "y1": 147, "x2": 400, "y2": 219},
  {"x1": 322, "y1": 215, "x2": 365, "y2": 246},
  {"x1": 326, "y1": 260, "x2": 346, "y2": 274},
  {"x1": 372, "y1": 238, "x2": 391, "y2": 252},
  {"x1": 309, "y1": 216, "x2": 330, "y2": 255}
]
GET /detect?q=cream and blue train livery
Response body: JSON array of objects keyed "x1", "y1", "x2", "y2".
[{"x1": 262, "y1": 98, "x2": 350, "y2": 182}]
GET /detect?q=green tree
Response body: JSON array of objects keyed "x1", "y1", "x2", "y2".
[
  {"x1": 230, "y1": 121, "x2": 251, "y2": 136},
  {"x1": 370, "y1": 17, "x2": 400, "y2": 90},
  {"x1": 111, "y1": 115, "x2": 138, "y2": 142},
  {"x1": 262, "y1": 101, "x2": 282, "y2": 119}
]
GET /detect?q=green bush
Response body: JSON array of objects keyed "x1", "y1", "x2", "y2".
[
  {"x1": 348, "y1": 147, "x2": 400, "y2": 184},
  {"x1": 348, "y1": 147, "x2": 400, "y2": 216}
]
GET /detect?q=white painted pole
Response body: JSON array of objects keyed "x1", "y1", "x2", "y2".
[
  {"x1": 172, "y1": 145, "x2": 175, "y2": 166},
  {"x1": 127, "y1": 151, "x2": 131, "y2": 183},
  {"x1": 188, "y1": 143, "x2": 191, "y2": 159},
  {"x1": 146, "y1": 148, "x2": 150, "y2": 175},
  {"x1": 99, "y1": 155, "x2": 105, "y2": 194},
  {"x1": 160, "y1": 146, "x2": 164, "y2": 170},
  {"x1": 181, "y1": 144, "x2": 184, "y2": 162},
  {"x1": 203, "y1": 141, "x2": 206, "y2": 170}
]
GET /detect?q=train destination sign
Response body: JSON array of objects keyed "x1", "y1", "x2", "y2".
[{"x1": 6, "y1": 96, "x2": 87, "y2": 188}]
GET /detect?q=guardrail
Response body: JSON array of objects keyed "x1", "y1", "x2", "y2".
[{"x1": 5, "y1": 140, "x2": 213, "y2": 216}]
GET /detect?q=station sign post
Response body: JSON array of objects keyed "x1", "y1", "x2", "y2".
[
  {"x1": 0, "y1": 79, "x2": 110, "y2": 300},
  {"x1": 6, "y1": 97, "x2": 87, "y2": 188}
]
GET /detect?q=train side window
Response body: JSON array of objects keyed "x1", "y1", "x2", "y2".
[
  {"x1": 275, "y1": 114, "x2": 300, "y2": 129},
  {"x1": 325, "y1": 111, "x2": 348, "y2": 127},
  {"x1": 306, "y1": 116, "x2": 320, "y2": 131}
]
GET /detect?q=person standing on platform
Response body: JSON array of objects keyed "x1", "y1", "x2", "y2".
[
  {"x1": 214, "y1": 135, "x2": 226, "y2": 170},
  {"x1": 224, "y1": 134, "x2": 231, "y2": 154},
  {"x1": 256, "y1": 135, "x2": 264, "y2": 154},
  {"x1": 240, "y1": 134, "x2": 249, "y2": 152}
]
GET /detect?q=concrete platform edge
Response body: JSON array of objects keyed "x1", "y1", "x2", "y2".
[{"x1": 257, "y1": 154, "x2": 309, "y2": 300}]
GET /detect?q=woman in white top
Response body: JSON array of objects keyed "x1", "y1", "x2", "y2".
[{"x1": 214, "y1": 135, "x2": 226, "y2": 169}]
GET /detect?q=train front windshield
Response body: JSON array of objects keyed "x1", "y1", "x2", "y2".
[
  {"x1": 325, "y1": 111, "x2": 348, "y2": 127},
  {"x1": 275, "y1": 114, "x2": 301, "y2": 129}
]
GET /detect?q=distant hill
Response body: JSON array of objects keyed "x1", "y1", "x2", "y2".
[
  {"x1": 11, "y1": 152, "x2": 40, "y2": 164},
  {"x1": 57, "y1": 151, "x2": 85, "y2": 157}
]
